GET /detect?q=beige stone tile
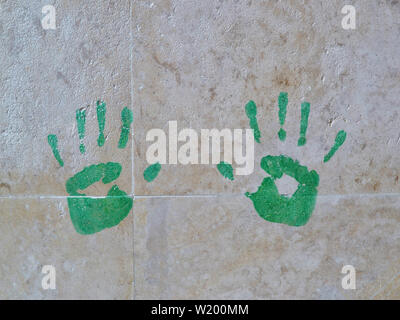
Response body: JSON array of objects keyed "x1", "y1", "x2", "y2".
[
  {"x1": 133, "y1": 0, "x2": 400, "y2": 196},
  {"x1": 0, "y1": 0, "x2": 132, "y2": 196},
  {"x1": 134, "y1": 195, "x2": 400, "y2": 299},
  {"x1": 0, "y1": 198, "x2": 133, "y2": 299}
]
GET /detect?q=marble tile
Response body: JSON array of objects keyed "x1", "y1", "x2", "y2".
[
  {"x1": 134, "y1": 195, "x2": 400, "y2": 299},
  {"x1": 0, "y1": 0, "x2": 132, "y2": 196},
  {"x1": 133, "y1": 0, "x2": 400, "y2": 196},
  {"x1": 1, "y1": 0, "x2": 399, "y2": 301},
  {"x1": 0, "y1": 198, "x2": 133, "y2": 299}
]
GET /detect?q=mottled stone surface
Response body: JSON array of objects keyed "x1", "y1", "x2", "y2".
[
  {"x1": 1, "y1": 0, "x2": 399, "y2": 299},
  {"x1": 0, "y1": 0, "x2": 132, "y2": 196},
  {"x1": 134, "y1": 195, "x2": 400, "y2": 299},
  {"x1": 0, "y1": 199, "x2": 133, "y2": 299},
  {"x1": 133, "y1": 0, "x2": 400, "y2": 196}
]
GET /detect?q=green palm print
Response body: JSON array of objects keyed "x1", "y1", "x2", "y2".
[
  {"x1": 47, "y1": 101, "x2": 133, "y2": 235},
  {"x1": 218, "y1": 92, "x2": 347, "y2": 226}
]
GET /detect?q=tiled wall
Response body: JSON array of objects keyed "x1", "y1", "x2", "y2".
[{"x1": 0, "y1": 0, "x2": 399, "y2": 299}]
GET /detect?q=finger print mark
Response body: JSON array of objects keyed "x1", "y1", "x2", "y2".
[
  {"x1": 96, "y1": 101, "x2": 106, "y2": 147},
  {"x1": 143, "y1": 162, "x2": 161, "y2": 182},
  {"x1": 217, "y1": 161, "x2": 234, "y2": 181},
  {"x1": 323, "y1": 130, "x2": 347, "y2": 162},
  {"x1": 278, "y1": 92, "x2": 288, "y2": 141},
  {"x1": 47, "y1": 134, "x2": 64, "y2": 167},
  {"x1": 118, "y1": 107, "x2": 133, "y2": 149},
  {"x1": 245, "y1": 100, "x2": 261, "y2": 143},
  {"x1": 76, "y1": 108, "x2": 86, "y2": 154},
  {"x1": 298, "y1": 101, "x2": 310, "y2": 146}
]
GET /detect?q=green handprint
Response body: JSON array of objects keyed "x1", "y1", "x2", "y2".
[
  {"x1": 245, "y1": 155, "x2": 319, "y2": 226},
  {"x1": 47, "y1": 101, "x2": 133, "y2": 235},
  {"x1": 219, "y1": 92, "x2": 347, "y2": 226}
]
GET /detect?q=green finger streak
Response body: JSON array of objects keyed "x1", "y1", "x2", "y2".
[
  {"x1": 96, "y1": 101, "x2": 106, "y2": 147},
  {"x1": 143, "y1": 162, "x2": 161, "y2": 182},
  {"x1": 298, "y1": 102, "x2": 310, "y2": 146},
  {"x1": 245, "y1": 100, "x2": 260, "y2": 143},
  {"x1": 47, "y1": 134, "x2": 64, "y2": 167},
  {"x1": 278, "y1": 92, "x2": 288, "y2": 141},
  {"x1": 217, "y1": 161, "x2": 234, "y2": 181},
  {"x1": 118, "y1": 107, "x2": 133, "y2": 149},
  {"x1": 76, "y1": 108, "x2": 86, "y2": 154},
  {"x1": 323, "y1": 130, "x2": 347, "y2": 163}
]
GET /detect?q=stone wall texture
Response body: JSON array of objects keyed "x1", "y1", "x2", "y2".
[{"x1": 0, "y1": 0, "x2": 399, "y2": 299}]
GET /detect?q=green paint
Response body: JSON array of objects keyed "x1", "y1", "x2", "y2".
[
  {"x1": 66, "y1": 162, "x2": 122, "y2": 196},
  {"x1": 144, "y1": 162, "x2": 161, "y2": 182},
  {"x1": 217, "y1": 161, "x2": 234, "y2": 180},
  {"x1": 68, "y1": 186, "x2": 132, "y2": 235},
  {"x1": 47, "y1": 101, "x2": 135, "y2": 235},
  {"x1": 118, "y1": 107, "x2": 133, "y2": 149},
  {"x1": 234, "y1": 92, "x2": 347, "y2": 227},
  {"x1": 246, "y1": 155, "x2": 319, "y2": 227},
  {"x1": 96, "y1": 101, "x2": 106, "y2": 147},
  {"x1": 245, "y1": 100, "x2": 261, "y2": 143},
  {"x1": 278, "y1": 92, "x2": 288, "y2": 141},
  {"x1": 298, "y1": 102, "x2": 310, "y2": 146},
  {"x1": 47, "y1": 134, "x2": 64, "y2": 167},
  {"x1": 323, "y1": 130, "x2": 347, "y2": 163},
  {"x1": 65, "y1": 162, "x2": 132, "y2": 235},
  {"x1": 76, "y1": 108, "x2": 86, "y2": 154}
]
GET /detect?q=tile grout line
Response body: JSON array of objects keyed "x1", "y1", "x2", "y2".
[
  {"x1": 135, "y1": 194, "x2": 219, "y2": 198},
  {"x1": 129, "y1": 0, "x2": 136, "y2": 301},
  {"x1": 1, "y1": 192, "x2": 400, "y2": 200}
]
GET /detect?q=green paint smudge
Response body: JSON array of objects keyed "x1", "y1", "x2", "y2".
[
  {"x1": 118, "y1": 107, "x2": 133, "y2": 149},
  {"x1": 245, "y1": 155, "x2": 319, "y2": 227},
  {"x1": 66, "y1": 162, "x2": 122, "y2": 196},
  {"x1": 245, "y1": 100, "x2": 261, "y2": 143},
  {"x1": 217, "y1": 161, "x2": 234, "y2": 181},
  {"x1": 298, "y1": 102, "x2": 310, "y2": 146},
  {"x1": 96, "y1": 101, "x2": 106, "y2": 147},
  {"x1": 47, "y1": 103, "x2": 137, "y2": 235},
  {"x1": 76, "y1": 108, "x2": 86, "y2": 154},
  {"x1": 67, "y1": 186, "x2": 132, "y2": 235},
  {"x1": 278, "y1": 92, "x2": 288, "y2": 141},
  {"x1": 65, "y1": 161, "x2": 132, "y2": 235},
  {"x1": 216, "y1": 92, "x2": 347, "y2": 227},
  {"x1": 143, "y1": 162, "x2": 161, "y2": 182},
  {"x1": 323, "y1": 130, "x2": 347, "y2": 163},
  {"x1": 47, "y1": 134, "x2": 64, "y2": 167}
]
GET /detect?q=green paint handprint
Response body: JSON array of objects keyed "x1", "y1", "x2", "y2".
[
  {"x1": 245, "y1": 155, "x2": 319, "y2": 226},
  {"x1": 219, "y1": 92, "x2": 347, "y2": 226},
  {"x1": 47, "y1": 101, "x2": 133, "y2": 235}
]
